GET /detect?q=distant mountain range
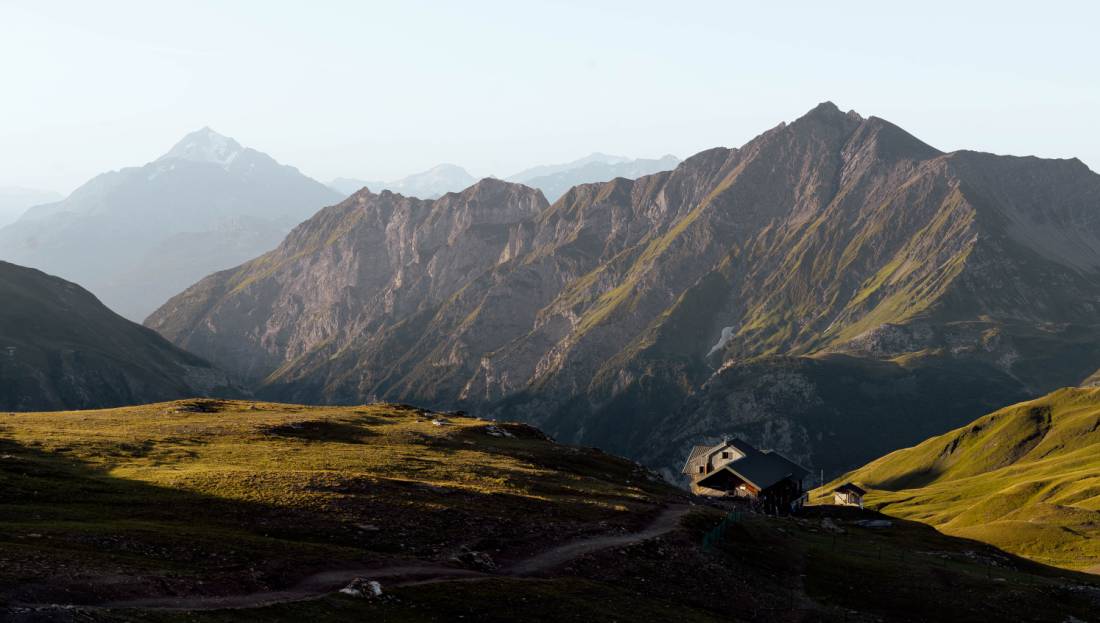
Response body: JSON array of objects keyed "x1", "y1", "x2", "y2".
[
  {"x1": 0, "y1": 260, "x2": 239, "y2": 411},
  {"x1": 0, "y1": 128, "x2": 342, "y2": 321},
  {"x1": 0, "y1": 186, "x2": 61, "y2": 228},
  {"x1": 147, "y1": 103, "x2": 1100, "y2": 480},
  {"x1": 329, "y1": 154, "x2": 681, "y2": 203},
  {"x1": 329, "y1": 164, "x2": 478, "y2": 199},
  {"x1": 507, "y1": 153, "x2": 681, "y2": 201}
]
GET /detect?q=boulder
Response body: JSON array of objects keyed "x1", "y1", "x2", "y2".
[{"x1": 340, "y1": 577, "x2": 383, "y2": 599}]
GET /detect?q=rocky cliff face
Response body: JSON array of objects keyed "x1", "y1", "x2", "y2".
[
  {"x1": 148, "y1": 178, "x2": 548, "y2": 390},
  {"x1": 147, "y1": 103, "x2": 1100, "y2": 476},
  {"x1": 0, "y1": 261, "x2": 242, "y2": 411}
]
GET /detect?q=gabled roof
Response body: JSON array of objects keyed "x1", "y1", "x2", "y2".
[
  {"x1": 835, "y1": 482, "x2": 866, "y2": 496},
  {"x1": 686, "y1": 445, "x2": 712, "y2": 463},
  {"x1": 681, "y1": 437, "x2": 763, "y2": 474},
  {"x1": 681, "y1": 444, "x2": 715, "y2": 474},
  {"x1": 696, "y1": 449, "x2": 809, "y2": 492}
]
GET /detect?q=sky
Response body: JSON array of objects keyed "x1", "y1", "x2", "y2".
[{"x1": 2, "y1": 0, "x2": 1098, "y2": 194}]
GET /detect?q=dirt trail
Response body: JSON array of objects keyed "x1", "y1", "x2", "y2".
[
  {"x1": 82, "y1": 504, "x2": 693, "y2": 612},
  {"x1": 506, "y1": 503, "x2": 691, "y2": 575}
]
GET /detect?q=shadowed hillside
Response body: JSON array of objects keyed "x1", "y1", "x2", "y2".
[{"x1": 0, "y1": 261, "x2": 240, "y2": 411}]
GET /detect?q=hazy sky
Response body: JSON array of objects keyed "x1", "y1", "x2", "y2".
[{"x1": 2, "y1": 0, "x2": 1097, "y2": 194}]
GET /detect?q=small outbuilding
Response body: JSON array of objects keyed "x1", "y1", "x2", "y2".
[{"x1": 833, "y1": 482, "x2": 866, "y2": 508}]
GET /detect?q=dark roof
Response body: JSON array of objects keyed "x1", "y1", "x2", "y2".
[
  {"x1": 762, "y1": 450, "x2": 810, "y2": 481},
  {"x1": 835, "y1": 482, "x2": 866, "y2": 495},
  {"x1": 697, "y1": 450, "x2": 808, "y2": 492},
  {"x1": 724, "y1": 438, "x2": 762, "y2": 458}
]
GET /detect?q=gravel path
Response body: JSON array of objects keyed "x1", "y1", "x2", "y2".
[{"x1": 46, "y1": 504, "x2": 692, "y2": 612}]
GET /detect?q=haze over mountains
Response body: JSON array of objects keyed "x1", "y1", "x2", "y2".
[
  {"x1": 506, "y1": 153, "x2": 681, "y2": 201},
  {"x1": 147, "y1": 102, "x2": 1100, "y2": 478},
  {"x1": 329, "y1": 153, "x2": 681, "y2": 203},
  {"x1": 0, "y1": 128, "x2": 342, "y2": 321},
  {"x1": 0, "y1": 261, "x2": 239, "y2": 411},
  {"x1": 0, "y1": 186, "x2": 61, "y2": 228},
  {"x1": 329, "y1": 163, "x2": 478, "y2": 199}
]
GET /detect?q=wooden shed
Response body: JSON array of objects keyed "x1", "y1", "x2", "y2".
[{"x1": 833, "y1": 482, "x2": 866, "y2": 508}]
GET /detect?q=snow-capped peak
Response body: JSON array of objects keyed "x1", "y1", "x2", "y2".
[{"x1": 158, "y1": 127, "x2": 244, "y2": 167}]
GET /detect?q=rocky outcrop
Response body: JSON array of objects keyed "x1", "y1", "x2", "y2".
[
  {"x1": 147, "y1": 103, "x2": 1100, "y2": 476},
  {"x1": 147, "y1": 178, "x2": 548, "y2": 394},
  {"x1": 0, "y1": 261, "x2": 242, "y2": 411}
]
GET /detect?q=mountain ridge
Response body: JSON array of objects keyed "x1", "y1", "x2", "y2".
[
  {"x1": 147, "y1": 103, "x2": 1100, "y2": 478},
  {"x1": 329, "y1": 163, "x2": 478, "y2": 199}
]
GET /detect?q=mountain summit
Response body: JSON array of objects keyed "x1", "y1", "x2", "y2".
[
  {"x1": 157, "y1": 127, "x2": 244, "y2": 167},
  {"x1": 0, "y1": 129, "x2": 341, "y2": 320},
  {"x1": 148, "y1": 103, "x2": 1100, "y2": 478}
]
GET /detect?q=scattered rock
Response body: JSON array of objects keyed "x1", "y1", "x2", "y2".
[
  {"x1": 355, "y1": 523, "x2": 381, "y2": 532},
  {"x1": 853, "y1": 519, "x2": 893, "y2": 529},
  {"x1": 451, "y1": 546, "x2": 497, "y2": 571},
  {"x1": 821, "y1": 518, "x2": 845, "y2": 534},
  {"x1": 484, "y1": 425, "x2": 514, "y2": 438},
  {"x1": 340, "y1": 577, "x2": 383, "y2": 599},
  {"x1": 173, "y1": 399, "x2": 228, "y2": 413},
  {"x1": 431, "y1": 418, "x2": 450, "y2": 426}
]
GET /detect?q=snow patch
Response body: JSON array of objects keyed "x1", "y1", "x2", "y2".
[
  {"x1": 706, "y1": 326, "x2": 735, "y2": 357},
  {"x1": 158, "y1": 127, "x2": 243, "y2": 169}
]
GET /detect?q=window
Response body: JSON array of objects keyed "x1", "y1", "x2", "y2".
[
  {"x1": 721, "y1": 451, "x2": 729, "y2": 459},
  {"x1": 698, "y1": 465, "x2": 705, "y2": 474}
]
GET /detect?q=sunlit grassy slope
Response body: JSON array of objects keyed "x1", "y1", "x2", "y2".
[
  {"x1": 0, "y1": 399, "x2": 678, "y2": 604},
  {"x1": 818, "y1": 387, "x2": 1100, "y2": 571}
]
